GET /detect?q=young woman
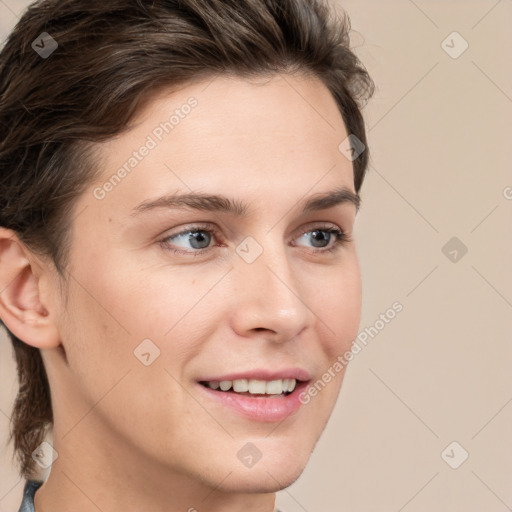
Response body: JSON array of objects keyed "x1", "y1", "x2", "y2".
[{"x1": 0, "y1": 1, "x2": 374, "y2": 510}]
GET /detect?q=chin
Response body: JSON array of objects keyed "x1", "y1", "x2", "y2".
[{"x1": 218, "y1": 457, "x2": 309, "y2": 494}]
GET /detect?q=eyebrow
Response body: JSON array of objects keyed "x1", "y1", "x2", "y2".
[{"x1": 129, "y1": 185, "x2": 360, "y2": 218}]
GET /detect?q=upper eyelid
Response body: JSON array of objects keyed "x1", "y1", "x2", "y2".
[
  {"x1": 161, "y1": 222, "x2": 344, "y2": 247},
  {"x1": 163, "y1": 221, "x2": 342, "y2": 238}
]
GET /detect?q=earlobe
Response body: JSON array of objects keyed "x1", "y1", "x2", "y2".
[{"x1": 0, "y1": 228, "x2": 61, "y2": 349}]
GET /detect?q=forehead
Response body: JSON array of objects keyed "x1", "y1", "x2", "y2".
[{"x1": 81, "y1": 73, "x2": 354, "y2": 222}]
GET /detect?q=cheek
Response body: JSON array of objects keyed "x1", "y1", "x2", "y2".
[
  {"x1": 58, "y1": 250, "x2": 153, "y2": 401},
  {"x1": 61, "y1": 252, "x2": 215, "y2": 389},
  {"x1": 58, "y1": 277, "x2": 191, "y2": 437},
  {"x1": 59, "y1": 283, "x2": 133, "y2": 388},
  {"x1": 300, "y1": 263, "x2": 361, "y2": 424},
  {"x1": 314, "y1": 258, "x2": 362, "y2": 359}
]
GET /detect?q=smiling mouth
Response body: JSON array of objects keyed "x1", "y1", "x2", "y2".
[{"x1": 199, "y1": 378, "x2": 299, "y2": 397}]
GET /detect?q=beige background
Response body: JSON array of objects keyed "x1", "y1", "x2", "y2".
[{"x1": 1, "y1": 0, "x2": 511, "y2": 510}]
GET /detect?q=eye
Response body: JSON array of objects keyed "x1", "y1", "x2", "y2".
[
  {"x1": 294, "y1": 225, "x2": 350, "y2": 253},
  {"x1": 159, "y1": 223, "x2": 219, "y2": 256},
  {"x1": 159, "y1": 223, "x2": 350, "y2": 256}
]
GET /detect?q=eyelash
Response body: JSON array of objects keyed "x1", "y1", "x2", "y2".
[{"x1": 159, "y1": 223, "x2": 351, "y2": 257}]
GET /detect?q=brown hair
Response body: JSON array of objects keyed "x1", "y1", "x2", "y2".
[{"x1": 0, "y1": 0, "x2": 374, "y2": 479}]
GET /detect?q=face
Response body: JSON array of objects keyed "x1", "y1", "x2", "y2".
[{"x1": 46, "y1": 73, "x2": 362, "y2": 493}]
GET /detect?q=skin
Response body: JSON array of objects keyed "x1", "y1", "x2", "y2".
[{"x1": 0, "y1": 73, "x2": 362, "y2": 512}]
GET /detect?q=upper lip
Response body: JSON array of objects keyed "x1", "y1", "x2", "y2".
[{"x1": 198, "y1": 368, "x2": 311, "y2": 382}]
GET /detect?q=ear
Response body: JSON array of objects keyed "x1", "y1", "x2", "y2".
[{"x1": 0, "y1": 228, "x2": 61, "y2": 349}]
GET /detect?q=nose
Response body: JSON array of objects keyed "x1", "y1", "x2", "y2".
[{"x1": 229, "y1": 237, "x2": 313, "y2": 343}]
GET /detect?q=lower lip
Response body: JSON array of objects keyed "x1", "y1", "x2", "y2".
[{"x1": 196, "y1": 381, "x2": 309, "y2": 422}]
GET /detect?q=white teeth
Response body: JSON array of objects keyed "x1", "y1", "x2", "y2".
[
  {"x1": 219, "y1": 380, "x2": 232, "y2": 391},
  {"x1": 265, "y1": 380, "x2": 283, "y2": 394},
  {"x1": 248, "y1": 379, "x2": 267, "y2": 394},
  {"x1": 205, "y1": 378, "x2": 297, "y2": 395},
  {"x1": 283, "y1": 378, "x2": 296, "y2": 392},
  {"x1": 232, "y1": 379, "x2": 249, "y2": 392}
]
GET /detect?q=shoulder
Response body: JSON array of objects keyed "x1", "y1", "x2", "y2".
[{"x1": 18, "y1": 480, "x2": 43, "y2": 512}]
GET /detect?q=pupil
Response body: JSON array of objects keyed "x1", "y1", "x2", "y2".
[
  {"x1": 190, "y1": 231, "x2": 210, "y2": 249},
  {"x1": 311, "y1": 230, "x2": 329, "y2": 248}
]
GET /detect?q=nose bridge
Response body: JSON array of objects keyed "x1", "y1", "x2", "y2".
[{"x1": 230, "y1": 233, "x2": 311, "y2": 339}]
